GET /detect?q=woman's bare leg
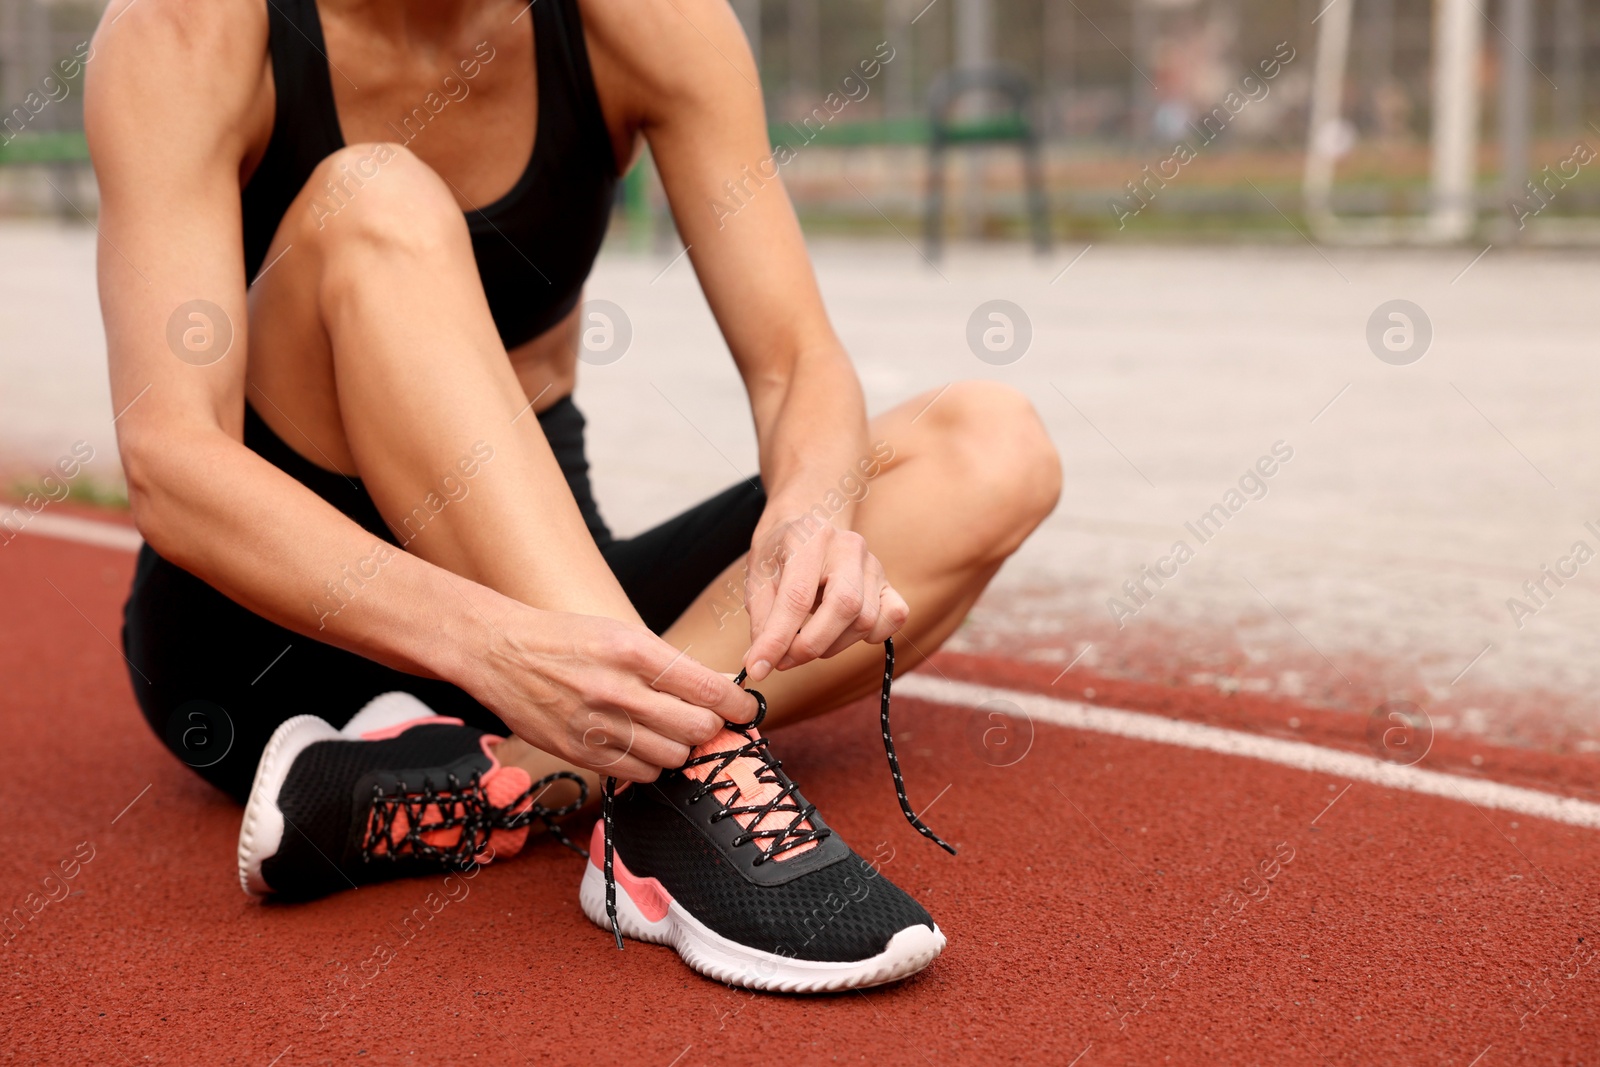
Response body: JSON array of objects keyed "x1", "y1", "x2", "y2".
[
  {"x1": 247, "y1": 143, "x2": 633, "y2": 624},
  {"x1": 661, "y1": 380, "x2": 1061, "y2": 726},
  {"x1": 245, "y1": 143, "x2": 638, "y2": 804}
]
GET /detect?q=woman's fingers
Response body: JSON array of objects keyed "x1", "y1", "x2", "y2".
[
  {"x1": 615, "y1": 731, "x2": 691, "y2": 775},
  {"x1": 786, "y1": 577, "x2": 870, "y2": 666},
  {"x1": 781, "y1": 536, "x2": 889, "y2": 668},
  {"x1": 642, "y1": 639, "x2": 759, "y2": 724},
  {"x1": 588, "y1": 751, "x2": 667, "y2": 785},
  {"x1": 816, "y1": 556, "x2": 889, "y2": 659},
  {"x1": 745, "y1": 552, "x2": 821, "y2": 681},
  {"x1": 864, "y1": 583, "x2": 908, "y2": 645},
  {"x1": 485, "y1": 610, "x2": 761, "y2": 788},
  {"x1": 571, "y1": 703, "x2": 643, "y2": 769},
  {"x1": 570, "y1": 712, "x2": 691, "y2": 780},
  {"x1": 563, "y1": 624, "x2": 758, "y2": 781},
  {"x1": 626, "y1": 688, "x2": 728, "y2": 746}
]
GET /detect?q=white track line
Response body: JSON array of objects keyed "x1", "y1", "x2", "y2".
[
  {"x1": 897, "y1": 675, "x2": 1600, "y2": 830},
  {"x1": 11, "y1": 512, "x2": 143, "y2": 552}
]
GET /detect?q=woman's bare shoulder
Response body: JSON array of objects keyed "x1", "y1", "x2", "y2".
[
  {"x1": 576, "y1": 0, "x2": 756, "y2": 123},
  {"x1": 87, "y1": 0, "x2": 270, "y2": 168}
]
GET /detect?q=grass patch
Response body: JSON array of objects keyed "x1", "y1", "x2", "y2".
[{"x1": 7, "y1": 474, "x2": 129, "y2": 511}]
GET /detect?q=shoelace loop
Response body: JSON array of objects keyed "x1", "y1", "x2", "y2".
[
  {"x1": 680, "y1": 706, "x2": 829, "y2": 865},
  {"x1": 600, "y1": 637, "x2": 953, "y2": 950},
  {"x1": 363, "y1": 769, "x2": 590, "y2": 865}
]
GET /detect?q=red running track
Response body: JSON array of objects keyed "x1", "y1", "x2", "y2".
[{"x1": 3, "y1": 527, "x2": 1599, "y2": 1065}]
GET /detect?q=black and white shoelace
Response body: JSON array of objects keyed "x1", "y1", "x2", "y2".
[
  {"x1": 600, "y1": 637, "x2": 955, "y2": 949},
  {"x1": 364, "y1": 770, "x2": 590, "y2": 865}
]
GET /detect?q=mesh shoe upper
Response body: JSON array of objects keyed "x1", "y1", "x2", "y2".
[
  {"x1": 609, "y1": 749, "x2": 937, "y2": 963},
  {"x1": 260, "y1": 724, "x2": 526, "y2": 899}
]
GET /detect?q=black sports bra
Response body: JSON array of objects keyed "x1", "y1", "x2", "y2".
[{"x1": 240, "y1": 0, "x2": 620, "y2": 349}]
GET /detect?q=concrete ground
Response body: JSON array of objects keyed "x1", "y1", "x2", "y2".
[{"x1": 4, "y1": 219, "x2": 1598, "y2": 750}]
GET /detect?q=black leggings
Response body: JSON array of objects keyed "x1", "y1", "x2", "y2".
[{"x1": 122, "y1": 396, "x2": 764, "y2": 802}]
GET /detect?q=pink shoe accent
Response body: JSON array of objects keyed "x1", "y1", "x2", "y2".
[
  {"x1": 364, "y1": 735, "x2": 532, "y2": 862},
  {"x1": 679, "y1": 725, "x2": 818, "y2": 861},
  {"x1": 477, "y1": 736, "x2": 531, "y2": 860},
  {"x1": 354, "y1": 715, "x2": 465, "y2": 741},
  {"x1": 587, "y1": 822, "x2": 673, "y2": 923}
]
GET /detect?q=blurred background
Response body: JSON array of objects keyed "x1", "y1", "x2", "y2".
[
  {"x1": 4, "y1": 0, "x2": 1600, "y2": 757},
  {"x1": 4, "y1": 0, "x2": 1599, "y2": 237}
]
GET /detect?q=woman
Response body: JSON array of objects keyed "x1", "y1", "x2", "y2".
[{"x1": 86, "y1": 0, "x2": 1060, "y2": 991}]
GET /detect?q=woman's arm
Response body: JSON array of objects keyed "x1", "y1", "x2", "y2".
[
  {"x1": 88, "y1": 0, "x2": 741, "y2": 780},
  {"x1": 91, "y1": 0, "x2": 451, "y2": 680},
  {"x1": 585, "y1": 0, "x2": 909, "y2": 682}
]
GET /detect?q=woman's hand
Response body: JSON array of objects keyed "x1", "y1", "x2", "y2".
[
  {"x1": 741, "y1": 518, "x2": 909, "y2": 684},
  {"x1": 465, "y1": 608, "x2": 756, "y2": 783}
]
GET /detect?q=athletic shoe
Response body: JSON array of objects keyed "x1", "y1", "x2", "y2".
[
  {"x1": 579, "y1": 638, "x2": 954, "y2": 992},
  {"x1": 238, "y1": 692, "x2": 587, "y2": 898}
]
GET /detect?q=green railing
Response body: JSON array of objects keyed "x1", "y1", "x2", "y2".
[
  {"x1": 766, "y1": 115, "x2": 1029, "y2": 148},
  {"x1": 0, "y1": 111, "x2": 1040, "y2": 165},
  {"x1": 0, "y1": 118, "x2": 1033, "y2": 169},
  {"x1": 0, "y1": 130, "x2": 89, "y2": 165}
]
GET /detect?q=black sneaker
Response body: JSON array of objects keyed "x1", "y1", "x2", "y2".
[
  {"x1": 238, "y1": 693, "x2": 586, "y2": 898},
  {"x1": 579, "y1": 639, "x2": 953, "y2": 992}
]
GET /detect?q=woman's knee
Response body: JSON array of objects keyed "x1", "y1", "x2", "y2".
[
  {"x1": 918, "y1": 380, "x2": 1062, "y2": 535},
  {"x1": 296, "y1": 142, "x2": 467, "y2": 260}
]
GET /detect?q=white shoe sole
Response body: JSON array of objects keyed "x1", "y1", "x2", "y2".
[
  {"x1": 578, "y1": 862, "x2": 946, "y2": 993},
  {"x1": 237, "y1": 714, "x2": 342, "y2": 897}
]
